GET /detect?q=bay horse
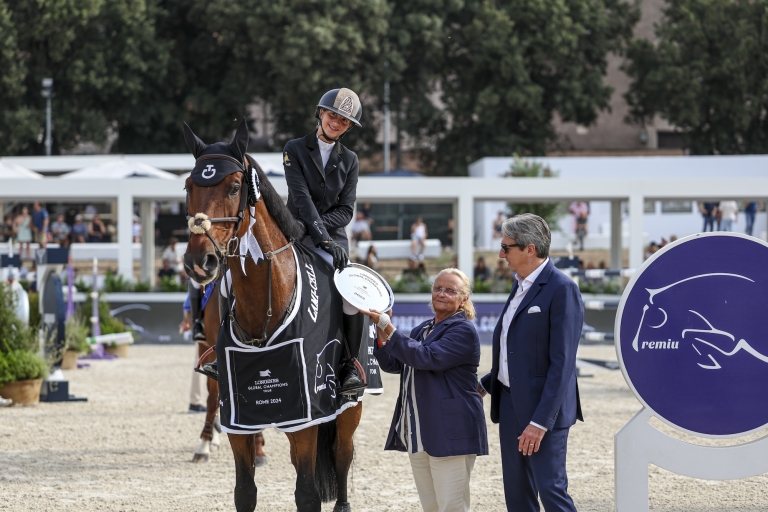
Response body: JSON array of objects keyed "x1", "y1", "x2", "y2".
[
  {"x1": 183, "y1": 120, "x2": 362, "y2": 512},
  {"x1": 191, "y1": 288, "x2": 267, "y2": 466}
]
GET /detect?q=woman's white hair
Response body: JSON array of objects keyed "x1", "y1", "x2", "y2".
[{"x1": 429, "y1": 268, "x2": 476, "y2": 320}]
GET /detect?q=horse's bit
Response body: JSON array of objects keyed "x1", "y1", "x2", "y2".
[{"x1": 187, "y1": 154, "x2": 293, "y2": 347}]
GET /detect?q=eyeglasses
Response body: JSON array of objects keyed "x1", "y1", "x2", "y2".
[
  {"x1": 500, "y1": 242, "x2": 527, "y2": 254},
  {"x1": 433, "y1": 286, "x2": 460, "y2": 297}
]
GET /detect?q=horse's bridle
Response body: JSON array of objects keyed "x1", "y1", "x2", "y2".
[{"x1": 186, "y1": 155, "x2": 294, "y2": 347}]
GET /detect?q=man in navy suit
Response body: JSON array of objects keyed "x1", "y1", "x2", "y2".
[{"x1": 479, "y1": 213, "x2": 583, "y2": 511}]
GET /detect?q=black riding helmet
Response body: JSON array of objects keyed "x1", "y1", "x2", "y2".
[{"x1": 315, "y1": 89, "x2": 363, "y2": 143}]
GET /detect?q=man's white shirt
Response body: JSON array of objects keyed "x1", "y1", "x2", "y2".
[{"x1": 497, "y1": 258, "x2": 549, "y2": 431}]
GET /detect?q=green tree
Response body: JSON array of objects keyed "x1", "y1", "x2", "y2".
[
  {"x1": 504, "y1": 155, "x2": 565, "y2": 231},
  {"x1": 1, "y1": 0, "x2": 174, "y2": 154},
  {"x1": 623, "y1": 0, "x2": 768, "y2": 154},
  {"x1": 429, "y1": 0, "x2": 639, "y2": 175},
  {"x1": 384, "y1": 0, "x2": 461, "y2": 168},
  {"x1": 219, "y1": 0, "x2": 389, "y2": 153}
]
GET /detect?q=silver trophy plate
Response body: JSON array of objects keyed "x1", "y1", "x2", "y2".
[{"x1": 334, "y1": 263, "x2": 394, "y2": 312}]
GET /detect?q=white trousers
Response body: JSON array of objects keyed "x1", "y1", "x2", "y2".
[
  {"x1": 189, "y1": 344, "x2": 206, "y2": 405},
  {"x1": 408, "y1": 452, "x2": 476, "y2": 512}
]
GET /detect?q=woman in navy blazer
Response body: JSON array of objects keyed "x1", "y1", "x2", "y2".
[{"x1": 361, "y1": 268, "x2": 488, "y2": 512}]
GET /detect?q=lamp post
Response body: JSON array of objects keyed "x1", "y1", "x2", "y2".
[
  {"x1": 383, "y1": 62, "x2": 390, "y2": 174},
  {"x1": 40, "y1": 78, "x2": 53, "y2": 156}
]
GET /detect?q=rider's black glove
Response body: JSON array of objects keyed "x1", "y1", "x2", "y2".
[{"x1": 318, "y1": 240, "x2": 348, "y2": 272}]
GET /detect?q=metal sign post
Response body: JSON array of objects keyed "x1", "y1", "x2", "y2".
[{"x1": 614, "y1": 232, "x2": 768, "y2": 510}]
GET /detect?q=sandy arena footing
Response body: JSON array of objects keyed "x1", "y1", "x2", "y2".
[{"x1": 1, "y1": 344, "x2": 767, "y2": 511}]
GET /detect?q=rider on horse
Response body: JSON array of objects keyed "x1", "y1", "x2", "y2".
[
  {"x1": 199, "y1": 89, "x2": 367, "y2": 395},
  {"x1": 283, "y1": 88, "x2": 367, "y2": 395}
]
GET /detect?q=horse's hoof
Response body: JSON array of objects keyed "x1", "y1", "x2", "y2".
[
  {"x1": 192, "y1": 453, "x2": 210, "y2": 463},
  {"x1": 254, "y1": 456, "x2": 268, "y2": 468},
  {"x1": 333, "y1": 502, "x2": 351, "y2": 512}
]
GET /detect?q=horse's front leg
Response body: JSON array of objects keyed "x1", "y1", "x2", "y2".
[
  {"x1": 228, "y1": 433, "x2": 258, "y2": 512},
  {"x1": 286, "y1": 426, "x2": 321, "y2": 512},
  {"x1": 333, "y1": 404, "x2": 363, "y2": 512}
]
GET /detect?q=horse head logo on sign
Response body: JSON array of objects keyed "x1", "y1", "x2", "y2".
[{"x1": 617, "y1": 232, "x2": 768, "y2": 437}]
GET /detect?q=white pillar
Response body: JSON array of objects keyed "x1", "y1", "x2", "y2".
[
  {"x1": 611, "y1": 200, "x2": 622, "y2": 269},
  {"x1": 117, "y1": 192, "x2": 134, "y2": 281},
  {"x1": 140, "y1": 200, "x2": 155, "y2": 287},
  {"x1": 628, "y1": 194, "x2": 644, "y2": 270},
  {"x1": 457, "y1": 194, "x2": 474, "y2": 279}
]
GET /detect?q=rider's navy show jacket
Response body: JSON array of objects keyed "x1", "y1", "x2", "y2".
[
  {"x1": 283, "y1": 131, "x2": 359, "y2": 253},
  {"x1": 374, "y1": 312, "x2": 489, "y2": 458}
]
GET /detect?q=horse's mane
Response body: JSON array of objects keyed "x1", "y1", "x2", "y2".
[{"x1": 246, "y1": 154, "x2": 304, "y2": 242}]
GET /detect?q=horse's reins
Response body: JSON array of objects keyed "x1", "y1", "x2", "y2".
[{"x1": 187, "y1": 155, "x2": 294, "y2": 347}]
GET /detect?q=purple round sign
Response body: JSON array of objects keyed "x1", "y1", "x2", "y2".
[{"x1": 617, "y1": 233, "x2": 768, "y2": 437}]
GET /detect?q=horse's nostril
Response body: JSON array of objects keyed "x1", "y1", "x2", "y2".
[{"x1": 203, "y1": 253, "x2": 218, "y2": 271}]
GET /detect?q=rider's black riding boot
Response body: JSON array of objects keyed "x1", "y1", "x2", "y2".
[
  {"x1": 189, "y1": 283, "x2": 206, "y2": 342},
  {"x1": 338, "y1": 312, "x2": 367, "y2": 395},
  {"x1": 190, "y1": 283, "x2": 217, "y2": 380}
]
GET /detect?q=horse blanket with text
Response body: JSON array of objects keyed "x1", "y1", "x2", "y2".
[{"x1": 217, "y1": 244, "x2": 382, "y2": 434}]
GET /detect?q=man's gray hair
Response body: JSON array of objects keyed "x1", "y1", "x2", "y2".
[{"x1": 501, "y1": 213, "x2": 551, "y2": 258}]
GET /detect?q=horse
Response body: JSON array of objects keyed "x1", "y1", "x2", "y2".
[
  {"x1": 191, "y1": 288, "x2": 268, "y2": 465},
  {"x1": 183, "y1": 120, "x2": 362, "y2": 512}
]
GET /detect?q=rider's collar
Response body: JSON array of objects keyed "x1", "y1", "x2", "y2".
[{"x1": 191, "y1": 154, "x2": 244, "y2": 187}]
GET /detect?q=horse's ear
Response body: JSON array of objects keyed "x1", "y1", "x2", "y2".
[
  {"x1": 183, "y1": 122, "x2": 207, "y2": 159},
  {"x1": 230, "y1": 118, "x2": 249, "y2": 161}
]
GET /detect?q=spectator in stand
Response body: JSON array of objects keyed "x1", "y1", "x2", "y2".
[
  {"x1": 492, "y1": 211, "x2": 505, "y2": 240},
  {"x1": 88, "y1": 214, "x2": 106, "y2": 243},
  {"x1": 162, "y1": 237, "x2": 183, "y2": 274},
  {"x1": 350, "y1": 211, "x2": 372, "y2": 243},
  {"x1": 699, "y1": 202, "x2": 718, "y2": 232},
  {"x1": 14, "y1": 206, "x2": 33, "y2": 260},
  {"x1": 158, "y1": 259, "x2": 176, "y2": 279},
  {"x1": 474, "y1": 256, "x2": 491, "y2": 283},
  {"x1": 360, "y1": 201, "x2": 373, "y2": 220},
  {"x1": 744, "y1": 202, "x2": 759, "y2": 236},
  {"x1": 410, "y1": 216, "x2": 428, "y2": 261},
  {"x1": 50, "y1": 214, "x2": 71, "y2": 248},
  {"x1": 645, "y1": 241, "x2": 660, "y2": 260},
  {"x1": 492, "y1": 259, "x2": 512, "y2": 281},
  {"x1": 1, "y1": 216, "x2": 14, "y2": 243},
  {"x1": 445, "y1": 217, "x2": 454, "y2": 251},
  {"x1": 71, "y1": 214, "x2": 87, "y2": 243},
  {"x1": 31, "y1": 201, "x2": 49, "y2": 249},
  {"x1": 718, "y1": 200, "x2": 738, "y2": 232},
  {"x1": 364, "y1": 245, "x2": 379, "y2": 270},
  {"x1": 568, "y1": 201, "x2": 589, "y2": 251},
  {"x1": 132, "y1": 215, "x2": 141, "y2": 243}
]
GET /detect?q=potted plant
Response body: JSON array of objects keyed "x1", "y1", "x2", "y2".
[
  {"x1": 61, "y1": 313, "x2": 90, "y2": 370},
  {"x1": 88, "y1": 300, "x2": 134, "y2": 357},
  {"x1": 0, "y1": 283, "x2": 47, "y2": 405}
]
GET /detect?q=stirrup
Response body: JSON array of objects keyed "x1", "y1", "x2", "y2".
[{"x1": 195, "y1": 361, "x2": 218, "y2": 381}]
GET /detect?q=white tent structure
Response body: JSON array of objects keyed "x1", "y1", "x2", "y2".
[
  {"x1": 60, "y1": 159, "x2": 178, "y2": 180},
  {"x1": 0, "y1": 159, "x2": 43, "y2": 179}
]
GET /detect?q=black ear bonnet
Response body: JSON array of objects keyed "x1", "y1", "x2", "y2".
[{"x1": 183, "y1": 119, "x2": 261, "y2": 206}]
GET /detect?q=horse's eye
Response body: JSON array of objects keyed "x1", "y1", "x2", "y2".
[{"x1": 230, "y1": 184, "x2": 241, "y2": 196}]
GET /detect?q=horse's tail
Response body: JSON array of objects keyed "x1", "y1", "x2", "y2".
[{"x1": 315, "y1": 420, "x2": 338, "y2": 502}]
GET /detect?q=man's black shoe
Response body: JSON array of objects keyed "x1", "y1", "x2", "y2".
[
  {"x1": 195, "y1": 360, "x2": 218, "y2": 381},
  {"x1": 188, "y1": 403, "x2": 207, "y2": 414},
  {"x1": 338, "y1": 358, "x2": 366, "y2": 395}
]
